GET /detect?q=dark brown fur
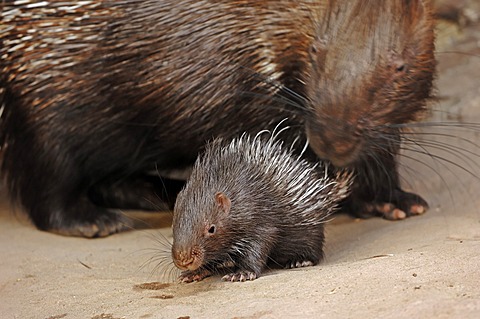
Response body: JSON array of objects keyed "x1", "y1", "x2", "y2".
[{"x1": 0, "y1": 0, "x2": 436, "y2": 236}]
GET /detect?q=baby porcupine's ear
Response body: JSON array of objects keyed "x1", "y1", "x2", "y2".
[{"x1": 215, "y1": 192, "x2": 231, "y2": 214}]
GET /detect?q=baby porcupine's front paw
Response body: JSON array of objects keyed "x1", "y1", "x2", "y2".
[
  {"x1": 222, "y1": 271, "x2": 258, "y2": 282},
  {"x1": 179, "y1": 269, "x2": 212, "y2": 283}
]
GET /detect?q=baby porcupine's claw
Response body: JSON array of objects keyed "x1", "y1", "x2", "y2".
[
  {"x1": 222, "y1": 271, "x2": 258, "y2": 282},
  {"x1": 179, "y1": 269, "x2": 212, "y2": 283},
  {"x1": 285, "y1": 260, "x2": 315, "y2": 269}
]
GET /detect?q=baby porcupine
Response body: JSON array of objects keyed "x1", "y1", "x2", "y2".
[{"x1": 171, "y1": 131, "x2": 352, "y2": 282}]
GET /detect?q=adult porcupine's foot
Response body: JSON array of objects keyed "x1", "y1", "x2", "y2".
[
  {"x1": 89, "y1": 175, "x2": 185, "y2": 211},
  {"x1": 354, "y1": 189, "x2": 428, "y2": 220},
  {"x1": 222, "y1": 271, "x2": 258, "y2": 282},
  {"x1": 179, "y1": 269, "x2": 212, "y2": 283},
  {"x1": 48, "y1": 208, "x2": 131, "y2": 238},
  {"x1": 31, "y1": 197, "x2": 132, "y2": 238}
]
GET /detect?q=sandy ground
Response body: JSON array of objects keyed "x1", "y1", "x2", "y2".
[{"x1": 1, "y1": 12, "x2": 480, "y2": 319}]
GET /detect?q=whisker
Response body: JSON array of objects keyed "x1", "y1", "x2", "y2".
[
  {"x1": 235, "y1": 91, "x2": 301, "y2": 113},
  {"x1": 436, "y1": 51, "x2": 480, "y2": 59},
  {"x1": 402, "y1": 139, "x2": 480, "y2": 173},
  {"x1": 236, "y1": 64, "x2": 309, "y2": 106},
  {"x1": 360, "y1": 132, "x2": 399, "y2": 194},
  {"x1": 131, "y1": 229, "x2": 179, "y2": 282},
  {"x1": 397, "y1": 131, "x2": 478, "y2": 176},
  {"x1": 401, "y1": 131, "x2": 480, "y2": 153},
  {"x1": 398, "y1": 130, "x2": 480, "y2": 179},
  {"x1": 397, "y1": 148, "x2": 455, "y2": 203},
  {"x1": 390, "y1": 122, "x2": 480, "y2": 130},
  {"x1": 401, "y1": 144, "x2": 480, "y2": 180}
]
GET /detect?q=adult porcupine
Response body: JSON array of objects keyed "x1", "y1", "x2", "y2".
[
  {"x1": 0, "y1": 1, "x2": 435, "y2": 236},
  {"x1": 172, "y1": 131, "x2": 351, "y2": 282}
]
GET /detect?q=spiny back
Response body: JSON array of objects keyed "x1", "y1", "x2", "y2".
[{"x1": 187, "y1": 133, "x2": 352, "y2": 226}]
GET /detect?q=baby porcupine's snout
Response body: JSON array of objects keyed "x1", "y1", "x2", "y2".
[{"x1": 172, "y1": 246, "x2": 204, "y2": 271}]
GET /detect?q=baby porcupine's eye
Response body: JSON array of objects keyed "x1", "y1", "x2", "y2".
[{"x1": 206, "y1": 224, "x2": 216, "y2": 236}]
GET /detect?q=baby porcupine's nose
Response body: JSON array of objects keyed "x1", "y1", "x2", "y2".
[{"x1": 172, "y1": 249, "x2": 198, "y2": 271}]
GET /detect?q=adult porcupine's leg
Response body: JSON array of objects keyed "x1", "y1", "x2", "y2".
[
  {"x1": 88, "y1": 175, "x2": 185, "y2": 211},
  {"x1": 6, "y1": 149, "x2": 131, "y2": 237},
  {"x1": 348, "y1": 150, "x2": 428, "y2": 220},
  {"x1": 0, "y1": 105, "x2": 135, "y2": 237}
]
